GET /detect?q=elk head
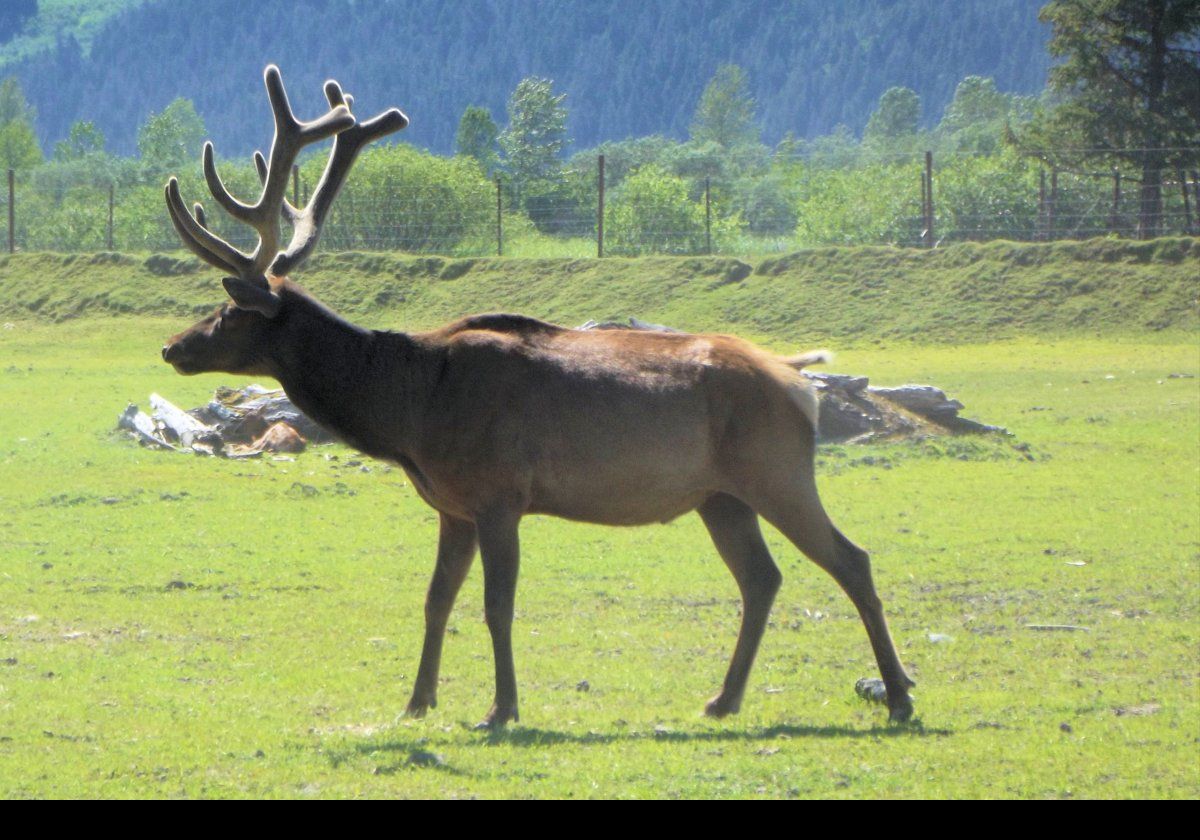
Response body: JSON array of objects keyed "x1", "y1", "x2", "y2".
[{"x1": 161, "y1": 65, "x2": 407, "y2": 376}]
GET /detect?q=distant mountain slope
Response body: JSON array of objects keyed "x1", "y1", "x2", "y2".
[
  {"x1": 0, "y1": 0, "x2": 146, "y2": 68},
  {"x1": 9, "y1": 0, "x2": 1050, "y2": 157}
]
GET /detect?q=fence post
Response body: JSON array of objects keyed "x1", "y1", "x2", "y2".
[
  {"x1": 1048, "y1": 168, "x2": 1058, "y2": 240},
  {"x1": 597, "y1": 154, "x2": 605, "y2": 258},
  {"x1": 496, "y1": 178, "x2": 503, "y2": 257},
  {"x1": 1192, "y1": 171, "x2": 1200, "y2": 235},
  {"x1": 107, "y1": 183, "x2": 115, "y2": 250},
  {"x1": 923, "y1": 151, "x2": 934, "y2": 248},
  {"x1": 7, "y1": 169, "x2": 13, "y2": 254},
  {"x1": 1038, "y1": 168, "x2": 1047, "y2": 240},
  {"x1": 920, "y1": 168, "x2": 928, "y2": 244},
  {"x1": 704, "y1": 177, "x2": 712, "y2": 255},
  {"x1": 1178, "y1": 167, "x2": 1193, "y2": 236},
  {"x1": 1109, "y1": 169, "x2": 1121, "y2": 234}
]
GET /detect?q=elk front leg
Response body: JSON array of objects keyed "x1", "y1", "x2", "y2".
[
  {"x1": 406, "y1": 513, "x2": 477, "y2": 718},
  {"x1": 698, "y1": 493, "x2": 782, "y2": 717},
  {"x1": 474, "y1": 508, "x2": 522, "y2": 729}
]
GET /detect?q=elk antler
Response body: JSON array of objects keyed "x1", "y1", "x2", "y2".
[
  {"x1": 164, "y1": 65, "x2": 407, "y2": 284},
  {"x1": 269, "y1": 83, "x2": 408, "y2": 277}
]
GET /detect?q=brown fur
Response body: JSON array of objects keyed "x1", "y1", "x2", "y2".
[{"x1": 162, "y1": 279, "x2": 915, "y2": 726}]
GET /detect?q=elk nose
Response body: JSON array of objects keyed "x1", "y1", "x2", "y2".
[{"x1": 162, "y1": 344, "x2": 174, "y2": 362}]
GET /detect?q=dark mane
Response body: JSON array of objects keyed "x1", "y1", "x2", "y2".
[{"x1": 436, "y1": 313, "x2": 567, "y2": 338}]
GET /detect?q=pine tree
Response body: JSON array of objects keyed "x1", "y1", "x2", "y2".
[{"x1": 1028, "y1": 0, "x2": 1200, "y2": 237}]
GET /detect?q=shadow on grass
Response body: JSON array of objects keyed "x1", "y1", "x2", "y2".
[
  {"x1": 320, "y1": 716, "x2": 949, "y2": 773},
  {"x1": 477, "y1": 717, "x2": 950, "y2": 747}
]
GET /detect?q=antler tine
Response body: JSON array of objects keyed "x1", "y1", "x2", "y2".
[
  {"x1": 253, "y1": 149, "x2": 299, "y2": 224},
  {"x1": 271, "y1": 102, "x2": 409, "y2": 277},
  {"x1": 164, "y1": 178, "x2": 252, "y2": 276}
]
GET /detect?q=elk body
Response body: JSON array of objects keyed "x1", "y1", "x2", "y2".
[{"x1": 161, "y1": 67, "x2": 915, "y2": 727}]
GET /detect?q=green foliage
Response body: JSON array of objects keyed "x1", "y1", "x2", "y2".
[
  {"x1": 0, "y1": 1, "x2": 145, "y2": 69},
  {"x1": 0, "y1": 75, "x2": 36, "y2": 125},
  {"x1": 0, "y1": 75, "x2": 41, "y2": 171},
  {"x1": 455, "y1": 105, "x2": 500, "y2": 178},
  {"x1": 604, "y1": 164, "x2": 741, "y2": 255},
  {"x1": 690, "y1": 64, "x2": 759, "y2": 151},
  {"x1": 1, "y1": 2, "x2": 1053, "y2": 157},
  {"x1": 733, "y1": 168, "x2": 798, "y2": 236},
  {"x1": 792, "y1": 160, "x2": 921, "y2": 246},
  {"x1": 500, "y1": 77, "x2": 569, "y2": 191},
  {"x1": 864, "y1": 86, "x2": 921, "y2": 146},
  {"x1": 53, "y1": 120, "x2": 105, "y2": 161},
  {"x1": 0, "y1": 117, "x2": 42, "y2": 171},
  {"x1": 136, "y1": 98, "x2": 206, "y2": 180},
  {"x1": 1023, "y1": 0, "x2": 1200, "y2": 235},
  {"x1": 936, "y1": 76, "x2": 1035, "y2": 154},
  {"x1": 935, "y1": 149, "x2": 1039, "y2": 240},
  {"x1": 314, "y1": 143, "x2": 494, "y2": 254}
]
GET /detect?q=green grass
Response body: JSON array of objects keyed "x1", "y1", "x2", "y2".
[
  {"x1": 0, "y1": 242, "x2": 1197, "y2": 797},
  {"x1": 2, "y1": 236, "x2": 1196, "y2": 341}
]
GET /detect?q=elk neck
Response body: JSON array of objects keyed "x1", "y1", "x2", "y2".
[{"x1": 262, "y1": 284, "x2": 435, "y2": 460}]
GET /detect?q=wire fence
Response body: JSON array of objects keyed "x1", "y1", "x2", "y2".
[{"x1": 2, "y1": 148, "x2": 1197, "y2": 258}]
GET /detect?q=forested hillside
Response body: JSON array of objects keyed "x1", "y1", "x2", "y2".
[{"x1": 3, "y1": 0, "x2": 1050, "y2": 156}]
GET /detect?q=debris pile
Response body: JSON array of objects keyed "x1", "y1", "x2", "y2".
[
  {"x1": 807, "y1": 372, "x2": 1006, "y2": 442},
  {"x1": 118, "y1": 385, "x2": 330, "y2": 457}
]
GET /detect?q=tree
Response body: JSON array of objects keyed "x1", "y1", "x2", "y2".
[
  {"x1": 137, "y1": 98, "x2": 207, "y2": 178},
  {"x1": 690, "y1": 64, "x2": 759, "y2": 151},
  {"x1": 455, "y1": 105, "x2": 500, "y2": 177},
  {"x1": 499, "y1": 78, "x2": 568, "y2": 190},
  {"x1": 938, "y1": 76, "x2": 1034, "y2": 153},
  {"x1": 0, "y1": 76, "x2": 36, "y2": 127},
  {"x1": 1028, "y1": 0, "x2": 1200, "y2": 237},
  {"x1": 864, "y1": 86, "x2": 921, "y2": 146},
  {"x1": 0, "y1": 77, "x2": 42, "y2": 171},
  {"x1": 54, "y1": 121, "x2": 106, "y2": 162}
]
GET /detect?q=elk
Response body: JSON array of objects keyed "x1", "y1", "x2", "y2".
[{"x1": 161, "y1": 66, "x2": 915, "y2": 727}]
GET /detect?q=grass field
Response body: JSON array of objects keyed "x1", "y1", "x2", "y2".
[{"x1": 0, "y1": 243, "x2": 1197, "y2": 797}]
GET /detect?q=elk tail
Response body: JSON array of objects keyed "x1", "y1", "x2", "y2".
[{"x1": 783, "y1": 349, "x2": 832, "y2": 371}]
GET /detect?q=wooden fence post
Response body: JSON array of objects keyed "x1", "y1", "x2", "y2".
[
  {"x1": 704, "y1": 177, "x2": 711, "y2": 255},
  {"x1": 597, "y1": 154, "x2": 605, "y2": 258},
  {"x1": 107, "y1": 183, "x2": 115, "y2": 250},
  {"x1": 1038, "y1": 168, "x2": 1047, "y2": 240},
  {"x1": 923, "y1": 151, "x2": 934, "y2": 248},
  {"x1": 1178, "y1": 167, "x2": 1193, "y2": 235},
  {"x1": 1109, "y1": 169, "x2": 1121, "y2": 235},
  {"x1": 7, "y1": 169, "x2": 13, "y2": 254},
  {"x1": 1048, "y1": 168, "x2": 1058, "y2": 240},
  {"x1": 496, "y1": 178, "x2": 503, "y2": 257}
]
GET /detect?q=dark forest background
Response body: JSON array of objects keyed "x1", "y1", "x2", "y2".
[{"x1": 1, "y1": 0, "x2": 1050, "y2": 156}]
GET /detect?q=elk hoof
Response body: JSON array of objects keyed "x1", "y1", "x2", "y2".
[
  {"x1": 703, "y1": 693, "x2": 741, "y2": 718},
  {"x1": 888, "y1": 697, "x2": 915, "y2": 724},
  {"x1": 404, "y1": 694, "x2": 436, "y2": 719},
  {"x1": 474, "y1": 703, "x2": 519, "y2": 730}
]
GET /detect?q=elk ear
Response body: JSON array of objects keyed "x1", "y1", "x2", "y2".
[{"x1": 222, "y1": 276, "x2": 282, "y2": 318}]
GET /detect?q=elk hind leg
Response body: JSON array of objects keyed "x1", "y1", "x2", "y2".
[
  {"x1": 474, "y1": 508, "x2": 523, "y2": 729},
  {"x1": 755, "y1": 477, "x2": 915, "y2": 722},
  {"x1": 698, "y1": 492, "x2": 783, "y2": 718}
]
